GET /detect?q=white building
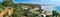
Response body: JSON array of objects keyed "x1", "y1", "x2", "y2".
[{"x1": 40, "y1": 11, "x2": 52, "y2": 17}]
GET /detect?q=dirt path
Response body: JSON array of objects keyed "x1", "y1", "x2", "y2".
[
  {"x1": 0, "y1": 7, "x2": 14, "y2": 17},
  {"x1": 6, "y1": 8, "x2": 14, "y2": 17},
  {"x1": 0, "y1": 7, "x2": 9, "y2": 17}
]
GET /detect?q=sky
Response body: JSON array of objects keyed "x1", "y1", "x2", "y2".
[{"x1": 0, "y1": 0, "x2": 60, "y2": 12}]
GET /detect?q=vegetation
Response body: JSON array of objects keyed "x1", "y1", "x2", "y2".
[
  {"x1": 52, "y1": 10, "x2": 59, "y2": 17},
  {"x1": 0, "y1": 0, "x2": 43, "y2": 17},
  {"x1": 0, "y1": 0, "x2": 60, "y2": 17}
]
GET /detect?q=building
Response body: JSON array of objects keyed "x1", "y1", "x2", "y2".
[{"x1": 40, "y1": 11, "x2": 52, "y2": 17}]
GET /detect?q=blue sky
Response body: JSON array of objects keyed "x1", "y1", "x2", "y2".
[{"x1": 0, "y1": 0, "x2": 60, "y2": 12}]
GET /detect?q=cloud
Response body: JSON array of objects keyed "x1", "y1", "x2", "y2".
[{"x1": 41, "y1": 6, "x2": 56, "y2": 11}]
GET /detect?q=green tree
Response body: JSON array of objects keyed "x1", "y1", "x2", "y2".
[
  {"x1": 52, "y1": 10, "x2": 59, "y2": 17},
  {"x1": 0, "y1": 3, "x2": 5, "y2": 13},
  {"x1": 46, "y1": 15, "x2": 52, "y2": 17},
  {"x1": 3, "y1": 0, "x2": 13, "y2": 7}
]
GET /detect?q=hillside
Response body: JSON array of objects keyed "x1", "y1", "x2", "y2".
[{"x1": 0, "y1": 2, "x2": 43, "y2": 17}]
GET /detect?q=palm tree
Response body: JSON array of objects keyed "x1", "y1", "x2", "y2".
[{"x1": 52, "y1": 10, "x2": 59, "y2": 17}]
